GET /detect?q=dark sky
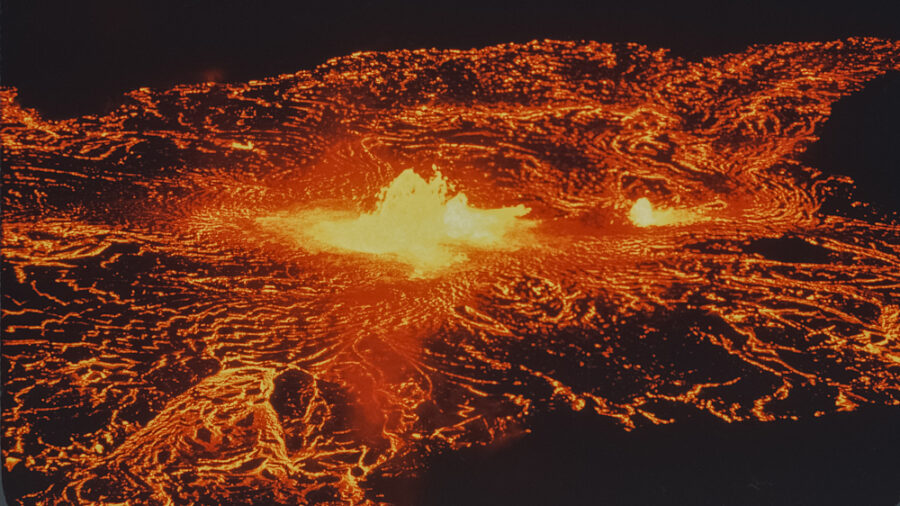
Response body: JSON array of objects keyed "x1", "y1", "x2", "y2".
[{"x1": 2, "y1": 0, "x2": 899, "y2": 118}]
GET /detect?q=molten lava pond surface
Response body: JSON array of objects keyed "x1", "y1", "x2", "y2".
[{"x1": 2, "y1": 38, "x2": 900, "y2": 505}]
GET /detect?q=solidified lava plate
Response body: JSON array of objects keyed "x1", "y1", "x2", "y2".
[{"x1": 2, "y1": 38, "x2": 900, "y2": 505}]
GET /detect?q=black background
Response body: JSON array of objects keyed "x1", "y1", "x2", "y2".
[{"x1": 2, "y1": 1, "x2": 900, "y2": 505}]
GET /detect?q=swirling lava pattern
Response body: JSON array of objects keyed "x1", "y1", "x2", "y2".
[{"x1": 3, "y1": 38, "x2": 900, "y2": 505}]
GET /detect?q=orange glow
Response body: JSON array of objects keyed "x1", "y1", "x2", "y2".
[
  {"x1": 2, "y1": 38, "x2": 900, "y2": 505},
  {"x1": 268, "y1": 167, "x2": 532, "y2": 274},
  {"x1": 230, "y1": 140, "x2": 254, "y2": 150},
  {"x1": 628, "y1": 197, "x2": 700, "y2": 227}
]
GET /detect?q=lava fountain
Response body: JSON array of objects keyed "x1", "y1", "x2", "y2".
[
  {"x1": 628, "y1": 197, "x2": 698, "y2": 227},
  {"x1": 260, "y1": 166, "x2": 533, "y2": 275},
  {"x1": 2, "y1": 38, "x2": 900, "y2": 505}
]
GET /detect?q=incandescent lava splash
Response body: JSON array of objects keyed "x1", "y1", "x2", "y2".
[
  {"x1": 3, "y1": 38, "x2": 900, "y2": 505},
  {"x1": 262, "y1": 166, "x2": 533, "y2": 274}
]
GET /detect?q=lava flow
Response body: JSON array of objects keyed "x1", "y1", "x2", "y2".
[{"x1": 2, "y1": 38, "x2": 900, "y2": 505}]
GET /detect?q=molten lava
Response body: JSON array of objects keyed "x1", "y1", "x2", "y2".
[
  {"x1": 628, "y1": 197, "x2": 696, "y2": 227},
  {"x1": 2, "y1": 38, "x2": 900, "y2": 505},
  {"x1": 269, "y1": 167, "x2": 532, "y2": 274}
]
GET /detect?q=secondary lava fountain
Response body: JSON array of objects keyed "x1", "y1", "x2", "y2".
[{"x1": 2, "y1": 38, "x2": 900, "y2": 505}]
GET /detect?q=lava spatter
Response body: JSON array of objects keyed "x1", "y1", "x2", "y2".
[
  {"x1": 3, "y1": 38, "x2": 900, "y2": 505},
  {"x1": 259, "y1": 166, "x2": 533, "y2": 275}
]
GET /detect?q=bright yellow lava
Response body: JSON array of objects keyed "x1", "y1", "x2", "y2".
[
  {"x1": 628, "y1": 197, "x2": 694, "y2": 227},
  {"x1": 291, "y1": 167, "x2": 532, "y2": 274}
]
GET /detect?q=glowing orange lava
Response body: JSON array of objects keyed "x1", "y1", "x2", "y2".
[
  {"x1": 260, "y1": 166, "x2": 533, "y2": 275},
  {"x1": 2, "y1": 37, "x2": 900, "y2": 505},
  {"x1": 628, "y1": 197, "x2": 698, "y2": 227}
]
